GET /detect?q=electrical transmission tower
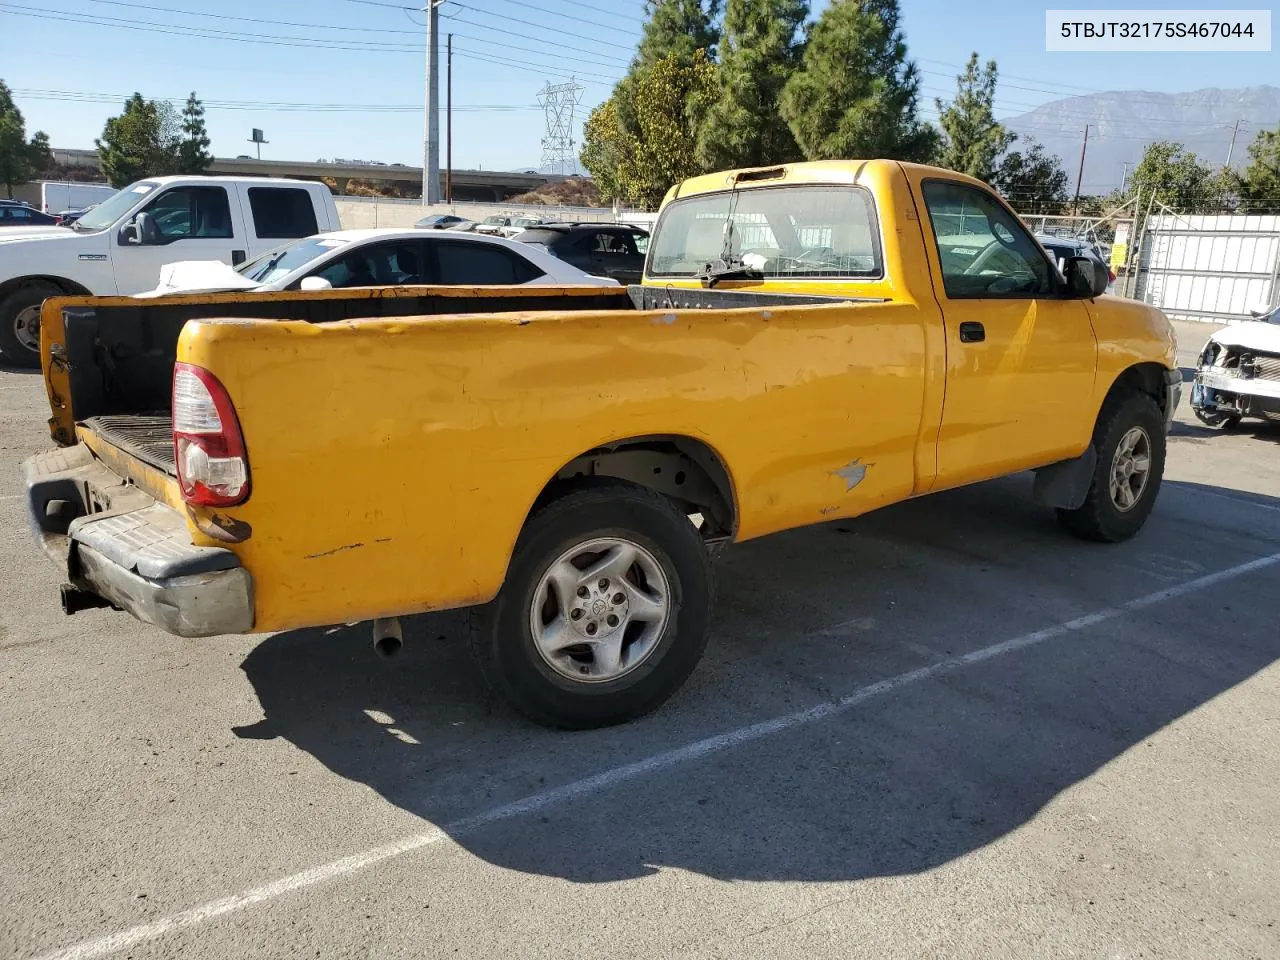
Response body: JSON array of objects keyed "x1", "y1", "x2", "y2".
[{"x1": 537, "y1": 79, "x2": 585, "y2": 175}]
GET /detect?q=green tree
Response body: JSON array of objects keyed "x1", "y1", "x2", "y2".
[
  {"x1": 780, "y1": 0, "x2": 936, "y2": 163},
  {"x1": 1235, "y1": 126, "x2": 1280, "y2": 211},
  {"x1": 934, "y1": 53, "x2": 1012, "y2": 182},
  {"x1": 0, "y1": 80, "x2": 53, "y2": 198},
  {"x1": 96, "y1": 93, "x2": 181, "y2": 187},
  {"x1": 1130, "y1": 140, "x2": 1223, "y2": 213},
  {"x1": 696, "y1": 0, "x2": 808, "y2": 170},
  {"x1": 177, "y1": 92, "x2": 213, "y2": 175},
  {"x1": 636, "y1": 0, "x2": 721, "y2": 67},
  {"x1": 990, "y1": 137, "x2": 1070, "y2": 213},
  {"x1": 581, "y1": 50, "x2": 716, "y2": 208}
]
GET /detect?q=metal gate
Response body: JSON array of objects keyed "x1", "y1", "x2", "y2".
[{"x1": 1132, "y1": 213, "x2": 1280, "y2": 324}]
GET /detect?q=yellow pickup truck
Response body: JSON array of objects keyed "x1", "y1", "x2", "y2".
[{"x1": 22, "y1": 160, "x2": 1180, "y2": 728}]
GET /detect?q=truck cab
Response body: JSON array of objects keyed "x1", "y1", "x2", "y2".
[{"x1": 0, "y1": 175, "x2": 339, "y2": 366}]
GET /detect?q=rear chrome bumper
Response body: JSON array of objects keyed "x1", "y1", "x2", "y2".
[{"x1": 21, "y1": 445, "x2": 253, "y2": 637}]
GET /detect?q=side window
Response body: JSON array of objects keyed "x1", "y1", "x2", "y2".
[
  {"x1": 433, "y1": 241, "x2": 543, "y2": 285},
  {"x1": 921, "y1": 180, "x2": 1053, "y2": 298},
  {"x1": 311, "y1": 241, "x2": 424, "y2": 289},
  {"x1": 632, "y1": 232, "x2": 649, "y2": 255},
  {"x1": 143, "y1": 187, "x2": 232, "y2": 242},
  {"x1": 10, "y1": 207, "x2": 32, "y2": 221},
  {"x1": 248, "y1": 187, "x2": 319, "y2": 239}
]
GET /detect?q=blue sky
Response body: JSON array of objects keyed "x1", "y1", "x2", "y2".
[{"x1": 3, "y1": 0, "x2": 1274, "y2": 174}]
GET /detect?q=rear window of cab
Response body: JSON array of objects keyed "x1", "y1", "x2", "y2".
[{"x1": 647, "y1": 184, "x2": 883, "y2": 280}]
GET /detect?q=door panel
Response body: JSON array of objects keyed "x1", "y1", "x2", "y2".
[
  {"x1": 113, "y1": 186, "x2": 248, "y2": 294},
  {"x1": 914, "y1": 178, "x2": 1098, "y2": 490}
]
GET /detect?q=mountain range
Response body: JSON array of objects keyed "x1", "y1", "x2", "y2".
[{"x1": 1004, "y1": 85, "x2": 1280, "y2": 195}]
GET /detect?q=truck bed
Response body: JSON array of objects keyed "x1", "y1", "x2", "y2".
[
  {"x1": 45, "y1": 283, "x2": 867, "y2": 447},
  {"x1": 81, "y1": 414, "x2": 175, "y2": 474}
]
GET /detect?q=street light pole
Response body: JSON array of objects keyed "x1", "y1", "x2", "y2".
[
  {"x1": 422, "y1": 0, "x2": 441, "y2": 204},
  {"x1": 446, "y1": 32, "x2": 452, "y2": 204}
]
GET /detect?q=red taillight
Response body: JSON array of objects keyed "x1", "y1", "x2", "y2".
[{"x1": 172, "y1": 363, "x2": 250, "y2": 507}]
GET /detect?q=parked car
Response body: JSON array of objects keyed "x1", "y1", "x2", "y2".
[
  {"x1": 474, "y1": 215, "x2": 512, "y2": 235},
  {"x1": 23, "y1": 159, "x2": 1178, "y2": 729},
  {"x1": 0, "y1": 175, "x2": 340, "y2": 366},
  {"x1": 499, "y1": 216, "x2": 552, "y2": 238},
  {"x1": 54, "y1": 206, "x2": 96, "y2": 227},
  {"x1": 0, "y1": 200, "x2": 59, "y2": 227},
  {"x1": 1190, "y1": 304, "x2": 1280, "y2": 429},
  {"x1": 516, "y1": 223, "x2": 650, "y2": 285},
  {"x1": 143, "y1": 228, "x2": 621, "y2": 296},
  {"x1": 414, "y1": 213, "x2": 468, "y2": 230},
  {"x1": 1037, "y1": 235, "x2": 1116, "y2": 294}
]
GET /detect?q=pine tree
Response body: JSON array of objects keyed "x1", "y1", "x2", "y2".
[
  {"x1": 96, "y1": 93, "x2": 181, "y2": 186},
  {"x1": 934, "y1": 53, "x2": 1012, "y2": 183},
  {"x1": 780, "y1": 0, "x2": 936, "y2": 162},
  {"x1": 636, "y1": 0, "x2": 721, "y2": 67},
  {"x1": 583, "y1": 0, "x2": 721, "y2": 205},
  {"x1": 0, "y1": 80, "x2": 53, "y2": 198},
  {"x1": 1235, "y1": 126, "x2": 1280, "y2": 212},
  {"x1": 696, "y1": 0, "x2": 808, "y2": 170},
  {"x1": 990, "y1": 137, "x2": 1069, "y2": 214},
  {"x1": 177, "y1": 92, "x2": 213, "y2": 175}
]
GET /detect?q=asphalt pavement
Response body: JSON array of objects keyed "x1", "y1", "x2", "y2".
[{"x1": 1, "y1": 319, "x2": 1278, "y2": 960}]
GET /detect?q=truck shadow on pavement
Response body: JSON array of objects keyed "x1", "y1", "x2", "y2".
[{"x1": 235, "y1": 478, "x2": 1280, "y2": 884}]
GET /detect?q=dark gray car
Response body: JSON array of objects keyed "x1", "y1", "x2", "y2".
[{"x1": 514, "y1": 223, "x2": 650, "y2": 285}]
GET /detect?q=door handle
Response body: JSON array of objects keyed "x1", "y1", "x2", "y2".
[
  {"x1": 231, "y1": 249, "x2": 246, "y2": 266},
  {"x1": 959, "y1": 321, "x2": 985, "y2": 343}
]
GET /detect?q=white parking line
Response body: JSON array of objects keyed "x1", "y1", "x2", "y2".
[
  {"x1": 28, "y1": 549, "x2": 1280, "y2": 960},
  {"x1": 1175, "y1": 486, "x2": 1280, "y2": 515}
]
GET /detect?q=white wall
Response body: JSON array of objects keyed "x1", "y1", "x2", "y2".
[{"x1": 334, "y1": 195, "x2": 650, "y2": 230}]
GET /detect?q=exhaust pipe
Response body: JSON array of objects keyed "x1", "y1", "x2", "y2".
[
  {"x1": 372, "y1": 617, "x2": 403, "y2": 658},
  {"x1": 60, "y1": 584, "x2": 114, "y2": 615}
]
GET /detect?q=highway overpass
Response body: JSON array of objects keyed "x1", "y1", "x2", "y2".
[{"x1": 51, "y1": 148, "x2": 573, "y2": 202}]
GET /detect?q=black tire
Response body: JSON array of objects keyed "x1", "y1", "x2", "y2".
[
  {"x1": 469, "y1": 480, "x2": 713, "y2": 729},
  {"x1": 1057, "y1": 390, "x2": 1166, "y2": 543},
  {"x1": 1192, "y1": 406, "x2": 1240, "y2": 431},
  {"x1": 0, "y1": 283, "x2": 57, "y2": 368}
]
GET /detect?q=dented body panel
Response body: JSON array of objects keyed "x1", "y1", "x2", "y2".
[{"x1": 25, "y1": 159, "x2": 1180, "y2": 638}]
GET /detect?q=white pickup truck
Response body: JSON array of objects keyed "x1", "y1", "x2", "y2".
[{"x1": 0, "y1": 176, "x2": 339, "y2": 366}]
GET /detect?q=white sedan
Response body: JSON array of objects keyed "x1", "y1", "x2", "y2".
[{"x1": 141, "y1": 227, "x2": 618, "y2": 296}]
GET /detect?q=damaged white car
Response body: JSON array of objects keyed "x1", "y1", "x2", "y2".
[{"x1": 1190, "y1": 305, "x2": 1280, "y2": 429}]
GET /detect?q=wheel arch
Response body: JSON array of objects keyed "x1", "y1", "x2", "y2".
[
  {"x1": 0, "y1": 275, "x2": 94, "y2": 304},
  {"x1": 527, "y1": 434, "x2": 740, "y2": 544},
  {"x1": 1102, "y1": 361, "x2": 1169, "y2": 413}
]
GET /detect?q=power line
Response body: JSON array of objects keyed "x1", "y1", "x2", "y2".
[
  {"x1": 489, "y1": 0, "x2": 644, "y2": 32},
  {"x1": 440, "y1": 10, "x2": 631, "y2": 63},
  {"x1": 444, "y1": 0, "x2": 638, "y2": 53},
  {"x1": 450, "y1": 46, "x2": 614, "y2": 86},
  {"x1": 79, "y1": 0, "x2": 418, "y2": 34},
  {"x1": 12, "y1": 88, "x2": 540, "y2": 112}
]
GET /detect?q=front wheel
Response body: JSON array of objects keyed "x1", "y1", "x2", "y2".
[
  {"x1": 1057, "y1": 391, "x2": 1167, "y2": 543},
  {"x1": 470, "y1": 481, "x2": 713, "y2": 729},
  {"x1": 0, "y1": 284, "x2": 58, "y2": 368}
]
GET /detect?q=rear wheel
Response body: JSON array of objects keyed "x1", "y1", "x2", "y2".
[
  {"x1": 470, "y1": 481, "x2": 713, "y2": 729},
  {"x1": 0, "y1": 284, "x2": 58, "y2": 368},
  {"x1": 1057, "y1": 391, "x2": 1166, "y2": 543}
]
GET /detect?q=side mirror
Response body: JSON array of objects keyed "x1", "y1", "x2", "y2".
[
  {"x1": 119, "y1": 222, "x2": 140, "y2": 245},
  {"x1": 299, "y1": 276, "x2": 333, "y2": 291},
  {"x1": 1065, "y1": 256, "x2": 1107, "y2": 298}
]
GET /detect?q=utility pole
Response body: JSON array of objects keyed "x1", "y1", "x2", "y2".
[
  {"x1": 1120, "y1": 161, "x2": 1131, "y2": 193},
  {"x1": 1225, "y1": 119, "x2": 1242, "y2": 170},
  {"x1": 446, "y1": 33, "x2": 452, "y2": 204},
  {"x1": 1072, "y1": 125, "x2": 1090, "y2": 216},
  {"x1": 421, "y1": 0, "x2": 441, "y2": 204}
]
